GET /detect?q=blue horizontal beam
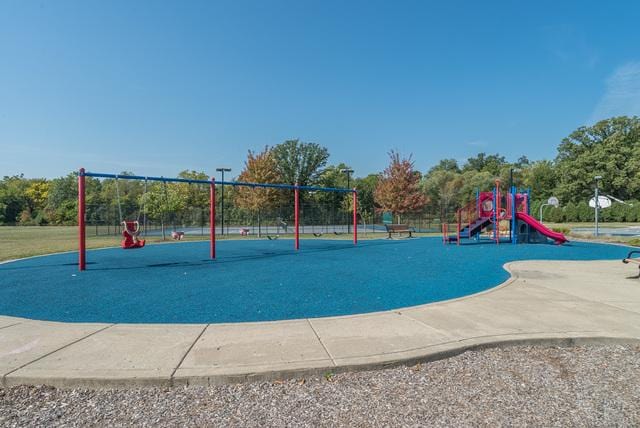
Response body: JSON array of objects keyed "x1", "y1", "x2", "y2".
[{"x1": 80, "y1": 170, "x2": 354, "y2": 193}]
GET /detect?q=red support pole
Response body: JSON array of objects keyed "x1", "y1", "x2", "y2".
[
  {"x1": 78, "y1": 168, "x2": 86, "y2": 271},
  {"x1": 294, "y1": 184, "x2": 300, "y2": 250},
  {"x1": 495, "y1": 179, "x2": 501, "y2": 245},
  {"x1": 210, "y1": 177, "x2": 216, "y2": 259},
  {"x1": 352, "y1": 189, "x2": 358, "y2": 245},
  {"x1": 456, "y1": 209, "x2": 461, "y2": 245}
]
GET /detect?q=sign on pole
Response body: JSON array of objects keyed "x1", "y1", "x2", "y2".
[{"x1": 589, "y1": 196, "x2": 612, "y2": 209}]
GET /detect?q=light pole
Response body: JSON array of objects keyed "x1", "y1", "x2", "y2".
[
  {"x1": 216, "y1": 167, "x2": 231, "y2": 235},
  {"x1": 594, "y1": 175, "x2": 602, "y2": 237},
  {"x1": 340, "y1": 168, "x2": 354, "y2": 233}
]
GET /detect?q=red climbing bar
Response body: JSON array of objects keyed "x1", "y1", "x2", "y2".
[
  {"x1": 353, "y1": 189, "x2": 358, "y2": 245},
  {"x1": 78, "y1": 168, "x2": 86, "y2": 271},
  {"x1": 210, "y1": 177, "x2": 216, "y2": 259},
  {"x1": 294, "y1": 184, "x2": 300, "y2": 250}
]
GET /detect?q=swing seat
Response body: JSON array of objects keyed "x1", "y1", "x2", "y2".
[{"x1": 121, "y1": 221, "x2": 146, "y2": 249}]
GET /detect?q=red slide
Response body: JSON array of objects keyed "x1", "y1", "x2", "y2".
[{"x1": 516, "y1": 212, "x2": 568, "y2": 244}]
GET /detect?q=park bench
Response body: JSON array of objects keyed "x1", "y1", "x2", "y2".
[
  {"x1": 623, "y1": 250, "x2": 640, "y2": 278},
  {"x1": 385, "y1": 224, "x2": 414, "y2": 239}
]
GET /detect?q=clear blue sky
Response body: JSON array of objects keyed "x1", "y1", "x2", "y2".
[{"x1": 1, "y1": 1, "x2": 639, "y2": 180}]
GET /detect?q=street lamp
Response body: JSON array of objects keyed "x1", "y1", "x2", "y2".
[
  {"x1": 216, "y1": 167, "x2": 232, "y2": 235},
  {"x1": 509, "y1": 168, "x2": 516, "y2": 191},
  {"x1": 594, "y1": 175, "x2": 602, "y2": 237},
  {"x1": 340, "y1": 168, "x2": 354, "y2": 233}
]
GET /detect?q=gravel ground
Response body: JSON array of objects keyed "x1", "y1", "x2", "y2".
[{"x1": 1, "y1": 344, "x2": 639, "y2": 427}]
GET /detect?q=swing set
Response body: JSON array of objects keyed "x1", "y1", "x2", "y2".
[{"x1": 77, "y1": 168, "x2": 358, "y2": 271}]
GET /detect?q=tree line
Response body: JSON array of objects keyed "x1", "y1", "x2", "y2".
[{"x1": 1, "y1": 116, "x2": 640, "y2": 227}]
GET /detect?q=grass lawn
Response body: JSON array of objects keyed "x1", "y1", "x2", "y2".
[
  {"x1": 546, "y1": 222, "x2": 640, "y2": 229},
  {"x1": 545, "y1": 222, "x2": 640, "y2": 247},
  {"x1": 0, "y1": 226, "x2": 439, "y2": 262},
  {"x1": 2, "y1": 223, "x2": 637, "y2": 263}
]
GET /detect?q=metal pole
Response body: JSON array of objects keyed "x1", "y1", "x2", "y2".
[
  {"x1": 220, "y1": 170, "x2": 224, "y2": 235},
  {"x1": 346, "y1": 172, "x2": 351, "y2": 234},
  {"x1": 210, "y1": 177, "x2": 216, "y2": 259},
  {"x1": 294, "y1": 184, "x2": 300, "y2": 250},
  {"x1": 509, "y1": 169, "x2": 513, "y2": 240},
  {"x1": 353, "y1": 189, "x2": 357, "y2": 245},
  {"x1": 78, "y1": 168, "x2": 86, "y2": 271},
  {"x1": 595, "y1": 180, "x2": 599, "y2": 237},
  {"x1": 340, "y1": 168, "x2": 354, "y2": 234},
  {"x1": 539, "y1": 203, "x2": 550, "y2": 224},
  {"x1": 511, "y1": 186, "x2": 517, "y2": 244}
]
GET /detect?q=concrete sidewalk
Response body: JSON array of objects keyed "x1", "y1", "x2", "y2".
[{"x1": 1, "y1": 260, "x2": 639, "y2": 388}]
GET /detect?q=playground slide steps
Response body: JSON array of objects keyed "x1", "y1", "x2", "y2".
[{"x1": 447, "y1": 217, "x2": 492, "y2": 242}]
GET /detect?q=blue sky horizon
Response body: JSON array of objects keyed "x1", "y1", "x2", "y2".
[{"x1": 1, "y1": 1, "x2": 639, "y2": 180}]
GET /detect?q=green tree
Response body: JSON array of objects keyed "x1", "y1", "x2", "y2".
[
  {"x1": 421, "y1": 169, "x2": 463, "y2": 220},
  {"x1": 0, "y1": 175, "x2": 29, "y2": 224},
  {"x1": 272, "y1": 139, "x2": 330, "y2": 186},
  {"x1": 462, "y1": 153, "x2": 508, "y2": 175},
  {"x1": 521, "y1": 160, "x2": 557, "y2": 199},
  {"x1": 45, "y1": 173, "x2": 78, "y2": 225},
  {"x1": 554, "y1": 116, "x2": 640, "y2": 204}
]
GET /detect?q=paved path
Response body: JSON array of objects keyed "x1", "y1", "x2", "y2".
[{"x1": 1, "y1": 260, "x2": 639, "y2": 388}]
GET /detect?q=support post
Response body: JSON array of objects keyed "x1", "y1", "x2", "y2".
[
  {"x1": 511, "y1": 186, "x2": 517, "y2": 244},
  {"x1": 294, "y1": 184, "x2": 300, "y2": 250},
  {"x1": 495, "y1": 179, "x2": 500, "y2": 245},
  {"x1": 456, "y1": 210, "x2": 461, "y2": 245},
  {"x1": 78, "y1": 168, "x2": 86, "y2": 271},
  {"x1": 210, "y1": 177, "x2": 216, "y2": 259},
  {"x1": 353, "y1": 189, "x2": 358, "y2": 245}
]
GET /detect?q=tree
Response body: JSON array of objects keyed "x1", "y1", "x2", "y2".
[
  {"x1": 462, "y1": 153, "x2": 508, "y2": 175},
  {"x1": 521, "y1": 160, "x2": 557, "y2": 199},
  {"x1": 427, "y1": 158, "x2": 461, "y2": 174},
  {"x1": 272, "y1": 139, "x2": 330, "y2": 186},
  {"x1": 421, "y1": 169, "x2": 463, "y2": 219},
  {"x1": 141, "y1": 182, "x2": 185, "y2": 240},
  {"x1": 374, "y1": 151, "x2": 427, "y2": 222},
  {"x1": 354, "y1": 174, "x2": 379, "y2": 218},
  {"x1": 554, "y1": 116, "x2": 640, "y2": 204},
  {"x1": 233, "y1": 146, "x2": 284, "y2": 236},
  {"x1": 45, "y1": 174, "x2": 78, "y2": 225}
]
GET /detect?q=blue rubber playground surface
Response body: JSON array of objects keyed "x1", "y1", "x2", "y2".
[{"x1": 0, "y1": 238, "x2": 631, "y2": 324}]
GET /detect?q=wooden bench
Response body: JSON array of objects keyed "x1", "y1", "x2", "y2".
[
  {"x1": 623, "y1": 250, "x2": 640, "y2": 277},
  {"x1": 385, "y1": 224, "x2": 414, "y2": 239}
]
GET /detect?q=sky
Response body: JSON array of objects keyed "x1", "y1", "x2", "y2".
[{"x1": 1, "y1": 0, "x2": 640, "y2": 180}]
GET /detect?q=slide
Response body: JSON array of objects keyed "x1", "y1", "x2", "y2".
[{"x1": 516, "y1": 212, "x2": 567, "y2": 244}]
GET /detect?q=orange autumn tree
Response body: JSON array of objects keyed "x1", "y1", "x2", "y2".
[
  {"x1": 374, "y1": 151, "x2": 427, "y2": 223},
  {"x1": 233, "y1": 146, "x2": 284, "y2": 236}
]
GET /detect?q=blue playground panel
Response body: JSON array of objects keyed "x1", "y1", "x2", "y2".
[{"x1": 0, "y1": 238, "x2": 631, "y2": 324}]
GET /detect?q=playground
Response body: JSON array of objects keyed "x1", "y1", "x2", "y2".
[
  {"x1": 0, "y1": 237, "x2": 631, "y2": 324},
  {"x1": 1, "y1": 169, "x2": 639, "y2": 391},
  {"x1": 2, "y1": 169, "x2": 631, "y2": 325}
]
